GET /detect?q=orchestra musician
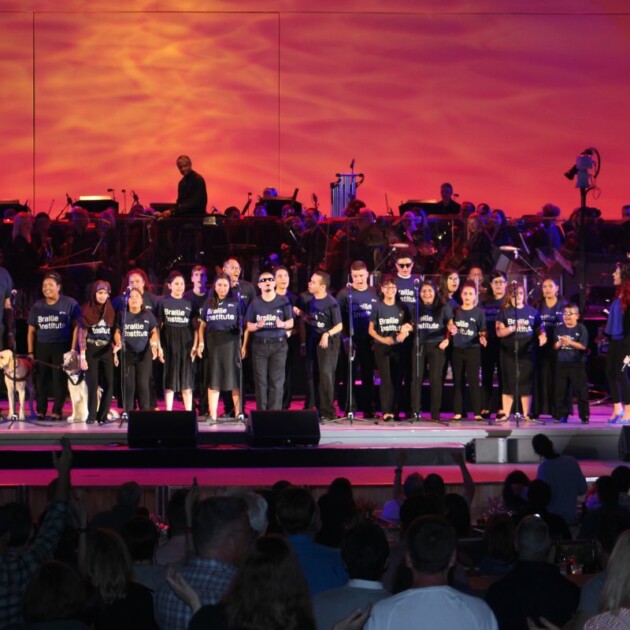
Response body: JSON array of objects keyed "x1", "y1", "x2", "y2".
[{"x1": 158, "y1": 155, "x2": 207, "y2": 219}]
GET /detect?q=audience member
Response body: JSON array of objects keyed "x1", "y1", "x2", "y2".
[
  {"x1": 485, "y1": 515, "x2": 579, "y2": 630},
  {"x1": 90, "y1": 481, "x2": 145, "y2": 533},
  {"x1": 583, "y1": 530, "x2": 630, "y2": 629},
  {"x1": 366, "y1": 515, "x2": 497, "y2": 629},
  {"x1": 517, "y1": 479, "x2": 572, "y2": 541},
  {"x1": 316, "y1": 478, "x2": 357, "y2": 548},
  {"x1": 275, "y1": 487, "x2": 348, "y2": 595},
  {"x1": 500, "y1": 470, "x2": 531, "y2": 514},
  {"x1": 532, "y1": 433, "x2": 587, "y2": 525},
  {"x1": 84, "y1": 528, "x2": 158, "y2": 630},
  {"x1": 579, "y1": 476, "x2": 629, "y2": 540},
  {"x1": 155, "y1": 489, "x2": 188, "y2": 566},
  {"x1": 313, "y1": 522, "x2": 390, "y2": 630},
  {"x1": 154, "y1": 496, "x2": 252, "y2": 630},
  {"x1": 121, "y1": 516, "x2": 167, "y2": 595},
  {"x1": 10, "y1": 559, "x2": 92, "y2": 630},
  {"x1": 479, "y1": 514, "x2": 515, "y2": 577},
  {"x1": 572, "y1": 512, "x2": 630, "y2": 630},
  {"x1": 0, "y1": 438, "x2": 72, "y2": 628}
]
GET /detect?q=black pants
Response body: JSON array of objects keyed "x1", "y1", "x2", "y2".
[
  {"x1": 374, "y1": 342, "x2": 403, "y2": 415},
  {"x1": 85, "y1": 344, "x2": 114, "y2": 422},
  {"x1": 500, "y1": 347, "x2": 534, "y2": 396},
  {"x1": 121, "y1": 348, "x2": 153, "y2": 412},
  {"x1": 252, "y1": 338, "x2": 288, "y2": 410},
  {"x1": 307, "y1": 334, "x2": 340, "y2": 419},
  {"x1": 411, "y1": 342, "x2": 446, "y2": 419},
  {"x1": 452, "y1": 346, "x2": 482, "y2": 415},
  {"x1": 534, "y1": 343, "x2": 557, "y2": 416},
  {"x1": 35, "y1": 341, "x2": 68, "y2": 416},
  {"x1": 282, "y1": 334, "x2": 300, "y2": 409},
  {"x1": 337, "y1": 336, "x2": 375, "y2": 414},
  {"x1": 481, "y1": 337, "x2": 502, "y2": 411},
  {"x1": 606, "y1": 338, "x2": 630, "y2": 404},
  {"x1": 555, "y1": 361, "x2": 589, "y2": 419}
]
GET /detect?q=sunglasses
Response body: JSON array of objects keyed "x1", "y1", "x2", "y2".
[
  {"x1": 396, "y1": 262, "x2": 412, "y2": 268},
  {"x1": 258, "y1": 277, "x2": 274, "y2": 283}
]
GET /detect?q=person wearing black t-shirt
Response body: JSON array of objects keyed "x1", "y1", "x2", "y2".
[
  {"x1": 369, "y1": 276, "x2": 412, "y2": 421},
  {"x1": 78, "y1": 280, "x2": 116, "y2": 424},
  {"x1": 196, "y1": 274, "x2": 242, "y2": 423},
  {"x1": 411, "y1": 280, "x2": 453, "y2": 422},
  {"x1": 296, "y1": 271, "x2": 342, "y2": 421},
  {"x1": 496, "y1": 284, "x2": 547, "y2": 421},
  {"x1": 114, "y1": 288, "x2": 160, "y2": 412},
  {"x1": 480, "y1": 271, "x2": 507, "y2": 419},
  {"x1": 451, "y1": 282, "x2": 487, "y2": 421},
  {"x1": 246, "y1": 272, "x2": 293, "y2": 411},
  {"x1": 158, "y1": 155, "x2": 207, "y2": 218},
  {"x1": 275, "y1": 265, "x2": 299, "y2": 409},
  {"x1": 185, "y1": 265, "x2": 210, "y2": 416},
  {"x1": 157, "y1": 271, "x2": 197, "y2": 412},
  {"x1": 336, "y1": 261, "x2": 379, "y2": 417},
  {"x1": 27, "y1": 272, "x2": 80, "y2": 421},
  {"x1": 553, "y1": 304, "x2": 590, "y2": 424}
]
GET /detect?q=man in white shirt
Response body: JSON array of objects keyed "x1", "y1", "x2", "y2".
[{"x1": 365, "y1": 515, "x2": 497, "y2": 630}]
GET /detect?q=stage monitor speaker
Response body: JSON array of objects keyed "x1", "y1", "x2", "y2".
[
  {"x1": 127, "y1": 411, "x2": 198, "y2": 448},
  {"x1": 619, "y1": 426, "x2": 630, "y2": 462},
  {"x1": 249, "y1": 410, "x2": 320, "y2": 447}
]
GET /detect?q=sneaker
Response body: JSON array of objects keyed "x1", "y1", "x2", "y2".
[
  {"x1": 581, "y1": 417, "x2": 590, "y2": 424},
  {"x1": 554, "y1": 417, "x2": 568, "y2": 424}
]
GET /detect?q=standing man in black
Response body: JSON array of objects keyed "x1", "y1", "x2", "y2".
[
  {"x1": 297, "y1": 271, "x2": 343, "y2": 422},
  {"x1": 246, "y1": 272, "x2": 293, "y2": 410},
  {"x1": 160, "y1": 155, "x2": 208, "y2": 218},
  {"x1": 336, "y1": 260, "x2": 378, "y2": 417}
]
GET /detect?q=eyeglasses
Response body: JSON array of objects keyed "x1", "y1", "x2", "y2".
[
  {"x1": 258, "y1": 278, "x2": 274, "y2": 283},
  {"x1": 381, "y1": 285, "x2": 396, "y2": 290},
  {"x1": 396, "y1": 262, "x2": 412, "y2": 268},
  {"x1": 563, "y1": 311, "x2": 579, "y2": 316}
]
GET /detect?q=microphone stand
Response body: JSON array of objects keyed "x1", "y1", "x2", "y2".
[
  {"x1": 411, "y1": 281, "x2": 424, "y2": 423},
  {"x1": 236, "y1": 289, "x2": 246, "y2": 424},
  {"x1": 114, "y1": 292, "x2": 130, "y2": 427},
  {"x1": 339, "y1": 286, "x2": 355, "y2": 426}
]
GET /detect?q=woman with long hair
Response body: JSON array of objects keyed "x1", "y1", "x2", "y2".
[
  {"x1": 157, "y1": 270, "x2": 196, "y2": 411},
  {"x1": 84, "y1": 528, "x2": 158, "y2": 629},
  {"x1": 411, "y1": 280, "x2": 454, "y2": 422},
  {"x1": 113, "y1": 287, "x2": 160, "y2": 413},
  {"x1": 605, "y1": 263, "x2": 630, "y2": 423},
  {"x1": 197, "y1": 273, "x2": 242, "y2": 422},
  {"x1": 583, "y1": 530, "x2": 630, "y2": 628},
  {"x1": 495, "y1": 283, "x2": 547, "y2": 420},
  {"x1": 79, "y1": 280, "x2": 116, "y2": 424}
]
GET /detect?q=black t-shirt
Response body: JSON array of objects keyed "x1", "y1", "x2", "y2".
[
  {"x1": 297, "y1": 292, "x2": 342, "y2": 337},
  {"x1": 556, "y1": 323, "x2": 589, "y2": 363},
  {"x1": 416, "y1": 302, "x2": 453, "y2": 344},
  {"x1": 393, "y1": 275, "x2": 418, "y2": 308},
  {"x1": 199, "y1": 297, "x2": 240, "y2": 333},
  {"x1": 336, "y1": 286, "x2": 379, "y2": 338},
  {"x1": 28, "y1": 295, "x2": 80, "y2": 344},
  {"x1": 497, "y1": 304, "x2": 541, "y2": 354},
  {"x1": 228, "y1": 281, "x2": 256, "y2": 311},
  {"x1": 482, "y1": 297, "x2": 503, "y2": 339},
  {"x1": 246, "y1": 295, "x2": 293, "y2": 340},
  {"x1": 118, "y1": 309, "x2": 157, "y2": 353},
  {"x1": 84, "y1": 317, "x2": 114, "y2": 343},
  {"x1": 157, "y1": 295, "x2": 196, "y2": 329},
  {"x1": 370, "y1": 301, "x2": 410, "y2": 342},
  {"x1": 452, "y1": 306, "x2": 487, "y2": 348}
]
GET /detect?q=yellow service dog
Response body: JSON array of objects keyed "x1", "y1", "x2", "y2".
[{"x1": 0, "y1": 349, "x2": 35, "y2": 421}]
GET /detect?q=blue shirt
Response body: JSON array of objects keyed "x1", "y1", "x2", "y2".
[
  {"x1": 28, "y1": 295, "x2": 80, "y2": 344},
  {"x1": 605, "y1": 297, "x2": 625, "y2": 340},
  {"x1": 452, "y1": 306, "x2": 487, "y2": 348}
]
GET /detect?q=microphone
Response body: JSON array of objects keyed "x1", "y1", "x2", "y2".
[
  {"x1": 346, "y1": 282, "x2": 353, "y2": 289},
  {"x1": 511, "y1": 280, "x2": 518, "y2": 285},
  {"x1": 413, "y1": 278, "x2": 420, "y2": 286},
  {"x1": 10, "y1": 289, "x2": 17, "y2": 298},
  {"x1": 500, "y1": 245, "x2": 520, "y2": 260},
  {"x1": 123, "y1": 285, "x2": 132, "y2": 296}
]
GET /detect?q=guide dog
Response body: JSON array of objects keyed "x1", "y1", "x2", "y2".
[
  {"x1": 62, "y1": 350, "x2": 89, "y2": 423},
  {"x1": 0, "y1": 349, "x2": 35, "y2": 421},
  {"x1": 62, "y1": 350, "x2": 120, "y2": 423}
]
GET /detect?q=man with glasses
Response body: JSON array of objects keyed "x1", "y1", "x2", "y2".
[
  {"x1": 246, "y1": 273, "x2": 293, "y2": 410},
  {"x1": 553, "y1": 304, "x2": 590, "y2": 424},
  {"x1": 393, "y1": 252, "x2": 419, "y2": 418}
]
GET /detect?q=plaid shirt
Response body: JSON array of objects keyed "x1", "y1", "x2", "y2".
[
  {"x1": 0, "y1": 500, "x2": 68, "y2": 628},
  {"x1": 154, "y1": 556, "x2": 237, "y2": 630}
]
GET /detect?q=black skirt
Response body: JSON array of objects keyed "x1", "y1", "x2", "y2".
[{"x1": 162, "y1": 325, "x2": 195, "y2": 391}]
